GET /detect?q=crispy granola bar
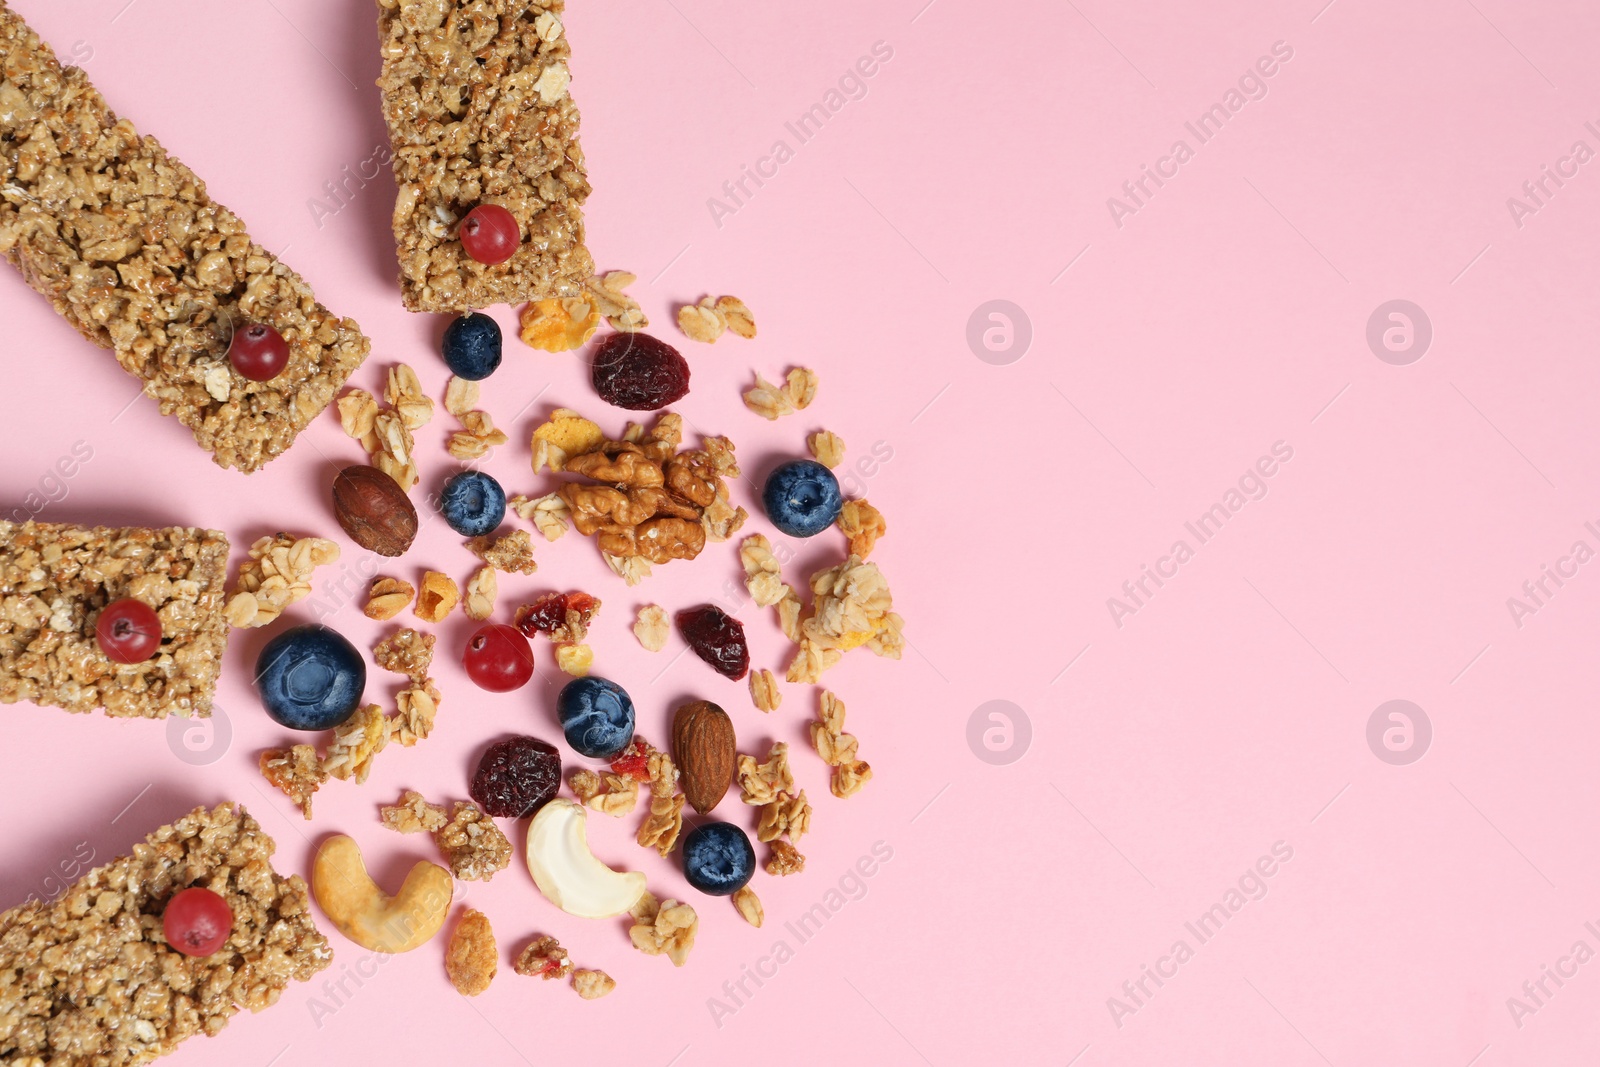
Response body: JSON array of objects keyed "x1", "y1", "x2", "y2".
[
  {"x1": 375, "y1": 0, "x2": 593, "y2": 312},
  {"x1": 0, "y1": 803, "x2": 331, "y2": 1066},
  {"x1": 0, "y1": 521, "x2": 229, "y2": 719},
  {"x1": 0, "y1": 3, "x2": 370, "y2": 472}
]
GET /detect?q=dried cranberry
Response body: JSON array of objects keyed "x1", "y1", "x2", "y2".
[
  {"x1": 470, "y1": 736, "x2": 561, "y2": 818},
  {"x1": 674, "y1": 605, "x2": 750, "y2": 681},
  {"x1": 591, "y1": 332, "x2": 690, "y2": 410},
  {"x1": 514, "y1": 591, "x2": 600, "y2": 642},
  {"x1": 610, "y1": 738, "x2": 653, "y2": 782}
]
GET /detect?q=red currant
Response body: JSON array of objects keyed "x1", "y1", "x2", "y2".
[
  {"x1": 162, "y1": 886, "x2": 233, "y2": 957},
  {"x1": 96, "y1": 598, "x2": 162, "y2": 664},
  {"x1": 459, "y1": 204, "x2": 520, "y2": 265},
  {"x1": 228, "y1": 322, "x2": 290, "y2": 382},
  {"x1": 463, "y1": 623, "x2": 534, "y2": 692}
]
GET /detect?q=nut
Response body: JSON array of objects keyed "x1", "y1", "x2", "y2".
[
  {"x1": 525, "y1": 799, "x2": 648, "y2": 918},
  {"x1": 671, "y1": 700, "x2": 737, "y2": 815},
  {"x1": 445, "y1": 909, "x2": 497, "y2": 996},
  {"x1": 311, "y1": 834, "x2": 453, "y2": 953},
  {"x1": 333, "y1": 464, "x2": 419, "y2": 556}
]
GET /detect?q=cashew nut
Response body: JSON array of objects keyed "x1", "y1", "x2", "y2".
[
  {"x1": 312, "y1": 834, "x2": 453, "y2": 953},
  {"x1": 526, "y1": 799, "x2": 647, "y2": 918}
]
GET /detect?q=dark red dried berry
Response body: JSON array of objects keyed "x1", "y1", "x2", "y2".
[
  {"x1": 514, "y1": 591, "x2": 600, "y2": 643},
  {"x1": 591, "y1": 332, "x2": 690, "y2": 410},
  {"x1": 470, "y1": 736, "x2": 561, "y2": 818},
  {"x1": 610, "y1": 738, "x2": 653, "y2": 782},
  {"x1": 674, "y1": 605, "x2": 750, "y2": 681}
]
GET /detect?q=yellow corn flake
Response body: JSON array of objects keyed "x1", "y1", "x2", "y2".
[
  {"x1": 532, "y1": 409, "x2": 606, "y2": 458},
  {"x1": 519, "y1": 297, "x2": 601, "y2": 353}
]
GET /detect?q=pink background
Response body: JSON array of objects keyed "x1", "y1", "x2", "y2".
[{"x1": 5, "y1": 0, "x2": 1600, "y2": 1063}]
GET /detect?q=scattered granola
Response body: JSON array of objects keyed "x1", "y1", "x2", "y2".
[
  {"x1": 633, "y1": 604, "x2": 670, "y2": 651},
  {"x1": 737, "y1": 743, "x2": 795, "y2": 806},
  {"x1": 808, "y1": 430, "x2": 846, "y2": 469},
  {"x1": 415, "y1": 570, "x2": 460, "y2": 623},
  {"x1": 464, "y1": 566, "x2": 497, "y2": 620},
  {"x1": 337, "y1": 363, "x2": 430, "y2": 491},
  {"x1": 604, "y1": 551, "x2": 653, "y2": 586},
  {"x1": 785, "y1": 555, "x2": 904, "y2": 684},
  {"x1": 224, "y1": 534, "x2": 340, "y2": 628},
  {"x1": 386, "y1": 364, "x2": 435, "y2": 431},
  {"x1": 510, "y1": 492, "x2": 572, "y2": 540},
  {"x1": 732, "y1": 885, "x2": 764, "y2": 927},
  {"x1": 717, "y1": 295, "x2": 757, "y2": 339},
  {"x1": 259, "y1": 745, "x2": 327, "y2": 819},
  {"x1": 813, "y1": 690, "x2": 872, "y2": 798},
  {"x1": 585, "y1": 773, "x2": 639, "y2": 816},
  {"x1": 445, "y1": 909, "x2": 497, "y2": 996},
  {"x1": 742, "y1": 367, "x2": 817, "y2": 420},
  {"x1": 373, "y1": 628, "x2": 435, "y2": 682},
  {"x1": 321, "y1": 704, "x2": 391, "y2": 783},
  {"x1": 447, "y1": 407, "x2": 511, "y2": 461},
  {"x1": 757, "y1": 790, "x2": 812, "y2": 844},
  {"x1": 638, "y1": 791, "x2": 686, "y2": 857},
  {"x1": 572, "y1": 969, "x2": 616, "y2": 999},
  {"x1": 765, "y1": 839, "x2": 806, "y2": 877},
  {"x1": 514, "y1": 935, "x2": 572, "y2": 980},
  {"x1": 555, "y1": 643, "x2": 594, "y2": 676},
  {"x1": 443, "y1": 375, "x2": 479, "y2": 417},
  {"x1": 468, "y1": 529, "x2": 539, "y2": 574},
  {"x1": 838, "y1": 499, "x2": 887, "y2": 559},
  {"x1": 676, "y1": 295, "x2": 756, "y2": 343},
  {"x1": 363, "y1": 576, "x2": 416, "y2": 620},
  {"x1": 515, "y1": 590, "x2": 600, "y2": 643},
  {"x1": 628, "y1": 894, "x2": 698, "y2": 966},
  {"x1": 739, "y1": 534, "x2": 794, "y2": 608},
  {"x1": 379, "y1": 789, "x2": 449, "y2": 834},
  {"x1": 519, "y1": 295, "x2": 601, "y2": 352},
  {"x1": 586, "y1": 271, "x2": 647, "y2": 333},
  {"x1": 749, "y1": 668, "x2": 782, "y2": 712},
  {"x1": 435, "y1": 801, "x2": 514, "y2": 881},
  {"x1": 391, "y1": 678, "x2": 441, "y2": 746},
  {"x1": 530, "y1": 408, "x2": 605, "y2": 473}
]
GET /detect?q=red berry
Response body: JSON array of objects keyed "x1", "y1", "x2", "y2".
[
  {"x1": 674, "y1": 605, "x2": 750, "y2": 680},
  {"x1": 96, "y1": 598, "x2": 162, "y2": 664},
  {"x1": 609, "y1": 738, "x2": 653, "y2": 783},
  {"x1": 228, "y1": 322, "x2": 290, "y2": 382},
  {"x1": 163, "y1": 887, "x2": 233, "y2": 957},
  {"x1": 459, "y1": 204, "x2": 520, "y2": 265},
  {"x1": 463, "y1": 623, "x2": 535, "y2": 692},
  {"x1": 591, "y1": 332, "x2": 690, "y2": 410}
]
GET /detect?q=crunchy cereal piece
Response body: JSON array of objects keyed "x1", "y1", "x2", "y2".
[
  {"x1": 386, "y1": 364, "x2": 435, "y2": 430},
  {"x1": 446, "y1": 910, "x2": 497, "y2": 996},
  {"x1": 742, "y1": 373, "x2": 798, "y2": 420},
  {"x1": 436, "y1": 801, "x2": 513, "y2": 881},
  {"x1": 633, "y1": 604, "x2": 670, "y2": 651},
  {"x1": 380, "y1": 789, "x2": 449, "y2": 834},
  {"x1": 737, "y1": 743, "x2": 794, "y2": 806},
  {"x1": 716, "y1": 295, "x2": 757, "y2": 338},
  {"x1": 832, "y1": 760, "x2": 873, "y2": 798},
  {"x1": 628, "y1": 897, "x2": 698, "y2": 966},
  {"x1": 260, "y1": 745, "x2": 327, "y2": 819},
  {"x1": 785, "y1": 555, "x2": 901, "y2": 683},
  {"x1": 647, "y1": 750, "x2": 680, "y2": 796},
  {"x1": 808, "y1": 430, "x2": 846, "y2": 469},
  {"x1": 321, "y1": 704, "x2": 391, "y2": 783},
  {"x1": 443, "y1": 375, "x2": 480, "y2": 417},
  {"x1": 468, "y1": 529, "x2": 539, "y2": 574},
  {"x1": 415, "y1": 571, "x2": 460, "y2": 623},
  {"x1": 732, "y1": 885, "x2": 763, "y2": 927},
  {"x1": 630, "y1": 889, "x2": 660, "y2": 923},
  {"x1": 838, "y1": 499, "x2": 887, "y2": 559},
  {"x1": 740, "y1": 534, "x2": 793, "y2": 608},
  {"x1": 530, "y1": 409, "x2": 605, "y2": 472},
  {"x1": 587, "y1": 271, "x2": 647, "y2": 333},
  {"x1": 514, "y1": 935, "x2": 572, "y2": 980},
  {"x1": 603, "y1": 551, "x2": 653, "y2": 586},
  {"x1": 338, "y1": 388, "x2": 380, "y2": 440},
  {"x1": 589, "y1": 774, "x2": 639, "y2": 817},
  {"x1": 364, "y1": 576, "x2": 416, "y2": 620},
  {"x1": 811, "y1": 690, "x2": 859, "y2": 765},
  {"x1": 510, "y1": 492, "x2": 571, "y2": 541},
  {"x1": 0, "y1": 802, "x2": 330, "y2": 1065},
  {"x1": 757, "y1": 790, "x2": 811, "y2": 844},
  {"x1": 749, "y1": 668, "x2": 782, "y2": 712},
  {"x1": 569, "y1": 769, "x2": 605, "y2": 804},
  {"x1": 376, "y1": 0, "x2": 592, "y2": 313},
  {"x1": 572, "y1": 969, "x2": 616, "y2": 999},
  {"x1": 391, "y1": 678, "x2": 441, "y2": 746},
  {"x1": 370, "y1": 405, "x2": 420, "y2": 491},
  {"x1": 555, "y1": 643, "x2": 594, "y2": 676},
  {"x1": 225, "y1": 533, "x2": 340, "y2": 628},
  {"x1": 373, "y1": 627, "x2": 436, "y2": 681},
  {"x1": 637, "y1": 791, "x2": 686, "y2": 857},
  {"x1": 786, "y1": 367, "x2": 818, "y2": 409},
  {"x1": 677, "y1": 297, "x2": 725, "y2": 343},
  {"x1": 701, "y1": 487, "x2": 748, "y2": 543},
  {"x1": 464, "y1": 566, "x2": 497, "y2": 620},
  {"x1": 448, "y1": 408, "x2": 511, "y2": 461},
  {"x1": 519, "y1": 296, "x2": 601, "y2": 351},
  {"x1": 765, "y1": 839, "x2": 806, "y2": 876}
]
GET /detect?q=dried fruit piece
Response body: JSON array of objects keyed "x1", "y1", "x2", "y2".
[
  {"x1": 471, "y1": 736, "x2": 562, "y2": 818},
  {"x1": 445, "y1": 909, "x2": 497, "y2": 996},
  {"x1": 514, "y1": 935, "x2": 572, "y2": 980},
  {"x1": 633, "y1": 604, "x2": 670, "y2": 651},
  {"x1": 675, "y1": 605, "x2": 751, "y2": 681},
  {"x1": 415, "y1": 571, "x2": 460, "y2": 623},
  {"x1": 514, "y1": 591, "x2": 601, "y2": 643},
  {"x1": 364, "y1": 576, "x2": 416, "y2": 620},
  {"x1": 610, "y1": 738, "x2": 654, "y2": 784},
  {"x1": 572, "y1": 969, "x2": 615, "y2": 999},
  {"x1": 591, "y1": 332, "x2": 690, "y2": 410},
  {"x1": 519, "y1": 296, "x2": 601, "y2": 352}
]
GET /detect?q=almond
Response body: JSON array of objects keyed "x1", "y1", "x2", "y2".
[
  {"x1": 672, "y1": 700, "x2": 736, "y2": 814},
  {"x1": 333, "y1": 464, "x2": 418, "y2": 556}
]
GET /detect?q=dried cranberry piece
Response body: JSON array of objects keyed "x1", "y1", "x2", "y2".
[
  {"x1": 610, "y1": 738, "x2": 653, "y2": 783},
  {"x1": 674, "y1": 605, "x2": 750, "y2": 681},
  {"x1": 514, "y1": 591, "x2": 600, "y2": 642},
  {"x1": 591, "y1": 332, "x2": 690, "y2": 410},
  {"x1": 470, "y1": 736, "x2": 561, "y2": 818}
]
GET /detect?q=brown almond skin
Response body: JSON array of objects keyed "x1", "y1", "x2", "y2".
[
  {"x1": 672, "y1": 700, "x2": 736, "y2": 814},
  {"x1": 332, "y1": 464, "x2": 418, "y2": 557}
]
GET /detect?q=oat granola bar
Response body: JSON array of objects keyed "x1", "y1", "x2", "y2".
[
  {"x1": 0, "y1": 803, "x2": 331, "y2": 1067},
  {"x1": 376, "y1": 0, "x2": 594, "y2": 312},
  {"x1": 0, "y1": 2, "x2": 370, "y2": 472},
  {"x1": 0, "y1": 520, "x2": 230, "y2": 719}
]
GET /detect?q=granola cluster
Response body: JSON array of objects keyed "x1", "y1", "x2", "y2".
[
  {"x1": 635, "y1": 744, "x2": 686, "y2": 857},
  {"x1": 415, "y1": 571, "x2": 459, "y2": 623},
  {"x1": 0, "y1": 804, "x2": 330, "y2": 1064},
  {"x1": 223, "y1": 534, "x2": 340, "y2": 628},
  {"x1": 743, "y1": 367, "x2": 818, "y2": 420},
  {"x1": 443, "y1": 376, "x2": 510, "y2": 460},
  {"x1": 469, "y1": 529, "x2": 539, "y2": 574},
  {"x1": 0, "y1": 521, "x2": 230, "y2": 719},
  {"x1": 628, "y1": 891, "x2": 698, "y2": 967},
  {"x1": 808, "y1": 429, "x2": 846, "y2": 469},
  {"x1": 0, "y1": 5, "x2": 370, "y2": 472},
  {"x1": 514, "y1": 934, "x2": 614, "y2": 998},
  {"x1": 569, "y1": 768, "x2": 639, "y2": 817},
  {"x1": 812, "y1": 690, "x2": 872, "y2": 798},
  {"x1": 510, "y1": 491, "x2": 572, "y2": 541},
  {"x1": 632, "y1": 604, "x2": 670, "y2": 651},
  {"x1": 363, "y1": 576, "x2": 416, "y2": 620},
  {"x1": 445, "y1": 909, "x2": 497, "y2": 996},
  {"x1": 737, "y1": 743, "x2": 795, "y2": 806},
  {"x1": 336, "y1": 364, "x2": 435, "y2": 491},
  {"x1": 378, "y1": 791, "x2": 510, "y2": 881},
  {"x1": 784, "y1": 555, "x2": 904, "y2": 684},
  {"x1": 376, "y1": 0, "x2": 594, "y2": 312}
]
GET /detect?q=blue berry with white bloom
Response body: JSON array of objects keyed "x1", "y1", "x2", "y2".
[
  {"x1": 762, "y1": 459, "x2": 843, "y2": 538},
  {"x1": 442, "y1": 312, "x2": 502, "y2": 381},
  {"x1": 440, "y1": 470, "x2": 506, "y2": 537},
  {"x1": 254, "y1": 625, "x2": 366, "y2": 731},
  {"x1": 681, "y1": 822, "x2": 756, "y2": 896},
  {"x1": 556, "y1": 676, "x2": 636, "y2": 759}
]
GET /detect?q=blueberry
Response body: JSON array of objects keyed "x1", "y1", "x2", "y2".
[
  {"x1": 441, "y1": 312, "x2": 502, "y2": 381},
  {"x1": 762, "y1": 459, "x2": 843, "y2": 538},
  {"x1": 556, "y1": 676, "x2": 635, "y2": 759},
  {"x1": 681, "y1": 822, "x2": 756, "y2": 896},
  {"x1": 254, "y1": 624, "x2": 365, "y2": 731},
  {"x1": 440, "y1": 469, "x2": 506, "y2": 536}
]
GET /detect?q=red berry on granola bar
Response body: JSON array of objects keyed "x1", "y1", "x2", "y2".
[
  {"x1": 162, "y1": 886, "x2": 233, "y2": 957},
  {"x1": 228, "y1": 322, "x2": 291, "y2": 382},
  {"x1": 460, "y1": 204, "x2": 520, "y2": 265},
  {"x1": 95, "y1": 598, "x2": 162, "y2": 664}
]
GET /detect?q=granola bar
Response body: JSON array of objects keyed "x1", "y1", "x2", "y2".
[
  {"x1": 0, "y1": 521, "x2": 230, "y2": 719},
  {"x1": 0, "y1": 3, "x2": 371, "y2": 472},
  {"x1": 0, "y1": 803, "x2": 331, "y2": 1066},
  {"x1": 375, "y1": 0, "x2": 594, "y2": 312}
]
